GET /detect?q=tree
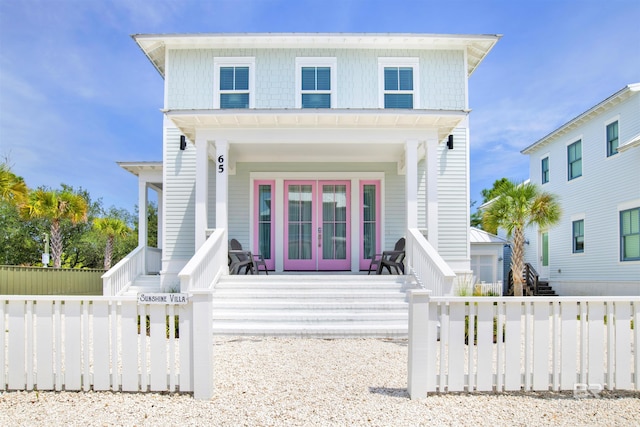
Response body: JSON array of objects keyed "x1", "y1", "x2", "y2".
[
  {"x1": 471, "y1": 178, "x2": 510, "y2": 230},
  {"x1": 93, "y1": 217, "x2": 131, "y2": 269},
  {"x1": 20, "y1": 188, "x2": 89, "y2": 268},
  {"x1": 481, "y1": 180, "x2": 561, "y2": 296},
  {"x1": 0, "y1": 163, "x2": 28, "y2": 206}
]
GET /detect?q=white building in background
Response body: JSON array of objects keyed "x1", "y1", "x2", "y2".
[{"x1": 521, "y1": 83, "x2": 640, "y2": 296}]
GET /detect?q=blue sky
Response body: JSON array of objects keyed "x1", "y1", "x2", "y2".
[{"x1": 1, "y1": 0, "x2": 639, "y2": 214}]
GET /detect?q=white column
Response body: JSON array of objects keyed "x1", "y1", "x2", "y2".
[
  {"x1": 195, "y1": 135, "x2": 209, "y2": 250},
  {"x1": 426, "y1": 138, "x2": 439, "y2": 250},
  {"x1": 215, "y1": 140, "x2": 229, "y2": 231},
  {"x1": 405, "y1": 140, "x2": 419, "y2": 230},
  {"x1": 138, "y1": 179, "x2": 148, "y2": 247}
]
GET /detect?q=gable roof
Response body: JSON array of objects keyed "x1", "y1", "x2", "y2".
[
  {"x1": 132, "y1": 32, "x2": 501, "y2": 79},
  {"x1": 521, "y1": 83, "x2": 640, "y2": 155},
  {"x1": 470, "y1": 227, "x2": 509, "y2": 245}
]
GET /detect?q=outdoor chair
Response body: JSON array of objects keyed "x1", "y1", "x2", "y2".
[
  {"x1": 229, "y1": 239, "x2": 268, "y2": 274},
  {"x1": 367, "y1": 237, "x2": 405, "y2": 275}
]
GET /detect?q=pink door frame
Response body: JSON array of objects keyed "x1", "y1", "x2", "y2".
[
  {"x1": 253, "y1": 180, "x2": 275, "y2": 270},
  {"x1": 317, "y1": 180, "x2": 351, "y2": 271},
  {"x1": 359, "y1": 180, "x2": 381, "y2": 270}
]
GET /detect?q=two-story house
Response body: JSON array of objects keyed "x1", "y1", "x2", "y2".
[
  {"x1": 117, "y1": 33, "x2": 499, "y2": 299},
  {"x1": 521, "y1": 83, "x2": 640, "y2": 296}
]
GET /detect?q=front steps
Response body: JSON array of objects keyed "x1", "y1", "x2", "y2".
[
  {"x1": 212, "y1": 274, "x2": 409, "y2": 338},
  {"x1": 123, "y1": 274, "x2": 161, "y2": 296}
]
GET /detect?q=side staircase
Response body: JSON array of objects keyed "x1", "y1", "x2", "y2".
[
  {"x1": 212, "y1": 275, "x2": 410, "y2": 338},
  {"x1": 123, "y1": 274, "x2": 161, "y2": 296}
]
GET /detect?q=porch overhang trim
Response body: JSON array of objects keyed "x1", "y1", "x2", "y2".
[{"x1": 165, "y1": 109, "x2": 469, "y2": 144}]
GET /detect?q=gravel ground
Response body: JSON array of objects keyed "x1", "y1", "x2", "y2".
[{"x1": 1, "y1": 337, "x2": 638, "y2": 426}]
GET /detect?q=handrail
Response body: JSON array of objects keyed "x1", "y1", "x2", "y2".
[
  {"x1": 179, "y1": 228, "x2": 226, "y2": 292},
  {"x1": 525, "y1": 263, "x2": 539, "y2": 296},
  {"x1": 406, "y1": 228, "x2": 456, "y2": 296},
  {"x1": 101, "y1": 246, "x2": 145, "y2": 296}
]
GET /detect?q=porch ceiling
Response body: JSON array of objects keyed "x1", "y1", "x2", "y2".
[{"x1": 166, "y1": 109, "x2": 468, "y2": 148}]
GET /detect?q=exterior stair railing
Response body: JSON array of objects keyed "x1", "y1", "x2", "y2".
[
  {"x1": 102, "y1": 246, "x2": 162, "y2": 296},
  {"x1": 406, "y1": 228, "x2": 456, "y2": 296},
  {"x1": 179, "y1": 228, "x2": 227, "y2": 292},
  {"x1": 507, "y1": 263, "x2": 541, "y2": 296}
]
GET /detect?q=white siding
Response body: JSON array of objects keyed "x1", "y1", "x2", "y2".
[
  {"x1": 166, "y1": 48, "x2": 466, "y2": 110},
  {"x1": 525, "y1": 91, "x2": 640, "y2": 293},
  {"x1": 438, "y1": 126, "x2": 470, "y2": 265},
  {"x1": 163, "y1": 124, "x2": 196, "y2": 260}
]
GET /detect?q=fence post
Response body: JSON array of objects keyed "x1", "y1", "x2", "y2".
[
  {"x1": 407, "y1": 288, "x2": 432, "y2": 399},
  {"x1": 191, "y1": 291, "x2": 214, "y2": 400}
]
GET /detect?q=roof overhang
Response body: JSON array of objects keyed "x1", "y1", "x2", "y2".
[
  {"x1": 118, "y1": 161, "x2": 163, "y2": 191},
  {"x1": 165, "y1": 108, "x2": 469, "y2": 144},
  {"x1": 133, "y1": 32, "x2": 501, "y2": 78},
  {"x1": 618, "y1": 133, "x2": 640, "y2": 152},
  {"x1": 522, "y1": 83, "x2": 640, "y2": 155}
]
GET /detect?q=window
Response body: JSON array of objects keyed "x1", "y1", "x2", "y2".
[
  {"x1": 541, "y1": 156, "x2": 549, "y2": 184},
  {"x1": 295, "y1": 58, "x2": 336, "y2": 109},
  {"x1": 214, "y1": 58, "x2": 255, "y2": 109},
  {"x1": 378, "y1": 58, "x2": 419, "y2": 109},
  {"x1": 572, "y1": 219, "x2": 584, "y2": 253},
  {"x1": 607, "y1": 120, "x2": 619, "y2": 157},
  {"x1": 567, "y1": 140, "x2": 582, "y2": 180},
  {"x1": 620, "y1": 207, "x2": 640, "y2": 261}
]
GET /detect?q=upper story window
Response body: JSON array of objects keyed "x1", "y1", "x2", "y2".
[
  {"x1": 572, "y1": 219, "x2": 584, "y2": 253},
  {"x1": 620, "y1": 207, "x2": 640, "y2": 261},
  {"x1": 541, "y1": 156, "x2": 549, "y2": 184},
  {"x1": 567, "y1": 139, "x2": 582, "y2": 180},
  {"x1": 295, "y1": 58, "x2": 336, "y2": 109},
  {"x1": 378, "y1": 58, "x2": 419, "y2": 109},
  {"x1": 606, "y1": 120, "x2": 619, "y2": 157},
  {"x1": 214, "y1": 57, "x2": 255, "y2": 109}
]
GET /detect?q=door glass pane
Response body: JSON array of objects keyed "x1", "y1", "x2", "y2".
[
  {"x1": 542, "y1": 232, "x2": 549, "y2": 266},
  {"x1": 258, "y1": 185, "x2": 271, "y2": 259},
  {"x1": 322, "y1": 184, "x2": 347, "y2": 260},
  {"x1": 363, "y1": 184, "x2": 377, "y2": 260},
  {"x1": 288, "y1": 184, "x2": 313, "y2": 260}
]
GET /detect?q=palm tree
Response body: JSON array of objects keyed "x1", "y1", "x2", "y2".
[
  {"x1": 20, "y1": 189, "x2": 88, "y2": 268},
  {"x1": 93, "y1": 217, "x2": 131, "y2": 270},
  {"x1": 0, "y1": 164, "x2": 28, "y2": 206},
  {"x1": 481, "y1": 180, "x2": 561, "y2": 296}
]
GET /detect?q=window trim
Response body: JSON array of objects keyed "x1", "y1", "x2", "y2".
[
  {"x1": 541, "y1": 155, "x2": 550, "y2": 184},
  {"x1": 378, "y1": 57, "x2": 420, "y2": 109},
  {"x1": 567, "y1": 139, "x2": 583, "y2": 181},
  {"x1": 572, "y1": 218, "x2": 585, "y2": 254},
  {"x1": 213, "y1": 57, "x2": 256, "y2": 109},
  {"x1": 605, "y1": 116, "x2": 620, "y2": 157},
  {"x1": 620, "y1": 207, "x2": 640, "y2": 262},
  {"x1": 295, "y1": 57, "x2": 337, "y2": 109}
]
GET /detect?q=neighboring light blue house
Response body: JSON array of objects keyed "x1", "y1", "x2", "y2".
[
  {"x1": 521, "y1": 83, "x2": 640, "y2": 296},
  {"x1": 115, "y1": 33, "x2": 500, "y2": 296}
]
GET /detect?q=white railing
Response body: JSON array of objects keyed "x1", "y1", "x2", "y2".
[
  {"x1": 179, "y1": 228, "x2": 226, "y2": 292},
  {"x1": 0, "y1": 295, "x2": 213, "y2": 397},
  {"x1": 406, "y1": 228, "x2": 456, "y2": 296},
  {"x1": 102, "y1": 246, "x2": 145, "y2": 296},
  {"x1": 102, "y1": 246, "x2": 162, "y2": 296},
  {"x1": 408, "y1": 292, "x2": 640, "y2": 399}
]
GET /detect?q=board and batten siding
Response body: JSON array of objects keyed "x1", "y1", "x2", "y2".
[
  {"x1": 525, "y1": 91, "x2": 640, "y2": 293},
  {"x1": 437, "y1": 127, "x2": 470, "y2": 267},
  {"x1": 163, "y1": 124, "x2": 196, "y2": 261},
  {"x1": 166, "y1": 48, "x2": 466, "y2": 110}
]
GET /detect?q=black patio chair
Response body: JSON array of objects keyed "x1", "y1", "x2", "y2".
[
  {"x1": 229, "y1": 238, "x2": 268, "y2": 274},
  {"x1": 367, "y1": 237, "x2": 405, "y2": 275}
]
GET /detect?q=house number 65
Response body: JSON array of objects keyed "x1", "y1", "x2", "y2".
[{"x1": 217, "y1": 155, "x2": 224, "y2": 173}]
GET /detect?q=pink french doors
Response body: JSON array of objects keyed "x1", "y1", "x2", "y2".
[{"x1": 285, "y1": 180, "x2": 351, "y2": 271}]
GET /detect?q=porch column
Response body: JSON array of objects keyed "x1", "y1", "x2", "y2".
[
  {"x1": 157, "y1": 188, "x2": 163, "y2": 249},
  {"x1": 405, "y1": 140, "x2": 419, "y2": 230},
  {"x1": 215, "y1": 140, "x2": 229, "y2": 231},
  {"x1": 426, "y1": 138, "x2": 439, "y2": 250},
  {"x1": 138, "y1": 179, "x2": 148, "y2": 247},
  {"x1": 195, "y1": 134, "x2": 209, "y2": 250}
]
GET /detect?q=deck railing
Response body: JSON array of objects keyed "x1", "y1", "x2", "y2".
[
  {"x1": 406, "y1": 228, "x2": 456, "y2": 296},
  {"x1": 408, "y1": 293, "x2": 640, "y2": 398},
  {"x1": 179, "y1": 228, "x2": 226, "y2": 292},
  {"x1": 102, "y1": 246, "x2": 162, "y2": 296}
]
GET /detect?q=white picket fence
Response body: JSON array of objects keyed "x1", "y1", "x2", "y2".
[
  {"x1": 408, "y1": 291, "x2": 640, "y2": 398},
  {"x1": 0, "y1": 294, "x2": 213, "y2": 398}
]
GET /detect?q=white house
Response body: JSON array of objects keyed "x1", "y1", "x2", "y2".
[
  {"x1": 520, "y1": 83, "x2": 640, "y2": 296},
  {"x1": 111, "y1": 33, "x2": 500, "y2": 304}
]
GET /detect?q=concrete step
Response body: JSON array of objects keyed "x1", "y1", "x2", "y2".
[{"x1": 212, "y1": 274, "x2": 409, "y2": 338}]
